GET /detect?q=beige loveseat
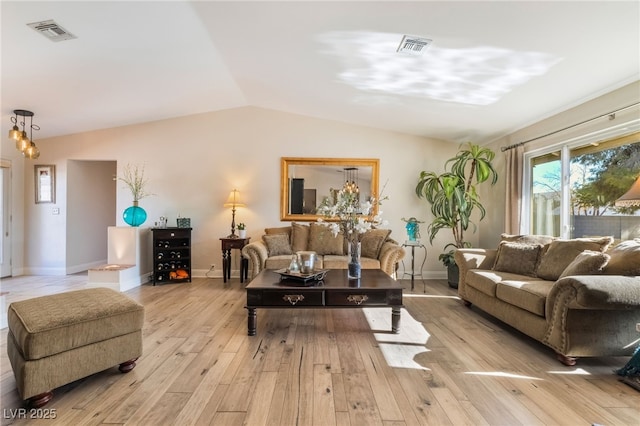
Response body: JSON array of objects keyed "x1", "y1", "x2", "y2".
[
  {"x1": 455, "y1": 235, "x2": 640, "y2": 365},
  {"x1": 242, "y1": 223, "x2": 405, "y2": 279}
]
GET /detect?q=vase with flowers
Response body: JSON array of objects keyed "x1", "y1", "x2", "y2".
[
  {"x1": 317, "y1": 187, "x2": 387, "y2": 279},
  {"x1": 119, "y1": 163, "x2": 153, "y2": 227}
]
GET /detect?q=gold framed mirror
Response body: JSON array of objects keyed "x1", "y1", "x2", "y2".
[{"x1": 280, "y1": 157, "x2": 380, "y2": 222}]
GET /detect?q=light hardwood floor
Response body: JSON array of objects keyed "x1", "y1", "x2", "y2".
[{"x1": 1, "y1": 275, "x2": 638, "y2": 425}]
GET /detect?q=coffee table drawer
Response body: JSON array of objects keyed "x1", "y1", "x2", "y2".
[
  {"x1": 247, "y1": 290, "x2": 324, "y2": 307},
  {"x1": 326, "y1": 290, "x2": 400, "y2": 306}
]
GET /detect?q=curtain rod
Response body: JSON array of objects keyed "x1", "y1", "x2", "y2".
[{"x1": 500, "y1": 102, "x2": 640, "y2": 152}]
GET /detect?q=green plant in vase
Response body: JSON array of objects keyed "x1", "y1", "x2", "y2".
[{"x1": 415, "y1": 143, "x2": 498, "y2": 288}]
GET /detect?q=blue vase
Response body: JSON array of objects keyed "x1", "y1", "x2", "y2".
[{"x1": 123, "y1": 202, "x2": 147, "y2": 227}]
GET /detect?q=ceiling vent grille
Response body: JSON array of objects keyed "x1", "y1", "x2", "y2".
[
  {"x1": 27, "y1": 20, "x2": 76, "y2": 42},
  {"x1": 397, "y1": 35, "x2": 432, "y2": 56}
]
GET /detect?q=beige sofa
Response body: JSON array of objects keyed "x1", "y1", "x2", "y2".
[
  {"x1": 455, "y1": 235, "x2": 640, "y2": 365},
  {"x1": 242, "y1": 222, "x2": 405, "y2": 279}
]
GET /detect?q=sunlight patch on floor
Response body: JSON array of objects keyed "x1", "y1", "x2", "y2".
[
  {"x1": 547, "y1": 368, "x2": 592, "y2": 375},
  {"x1": 363, "y1": 307, "x2": 431, "y2": 370},
  {"x1": 465, "y1": 371, "x2": 543, "y2": 380},
  {"x1": 403, "y1": 293, "x2": 460, "y2": 300}
]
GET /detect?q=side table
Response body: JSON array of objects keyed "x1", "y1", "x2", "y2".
[
  {"x1": 401, "y1": 241, "x2": 427, "y2": 292},
  {"x1": 220, "y1": 237, "x2": 251, "y2": 283}
]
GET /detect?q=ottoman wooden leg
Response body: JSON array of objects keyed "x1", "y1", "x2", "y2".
[
  {"x1": 28, "y1": 391, "x2": 53, "y2": 408},
  {"x1": 118, "y1": 357, "x2": 139, "y2": 373}
]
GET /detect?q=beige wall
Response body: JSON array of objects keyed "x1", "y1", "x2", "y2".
[
  {"x1": 19, "y1": 106, "x2": 459, "y2": 278},
  {"x1": 5, "y1": 80, "x2": 639, "y2": 278}
]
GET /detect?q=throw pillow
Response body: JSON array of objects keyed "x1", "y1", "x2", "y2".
[
  {"x1": 603, "y1": 238, "x2": 640, "y2": 276},
  {"x1": 559, "y1": 250, "x2": 610, "y2": 278},
  {"x1": 308, "y1": 223, "x2": 344, "y2": 255},
  {"x1": 360, "y1": 229, "x2": 391, "y2": 259},
  {"x1": 492, "y1": 242, "x2": 543, "y2": 277},
  {"x1": 500, "y1": 233, "x2": 556, "y2": 246},
  {"x1": 262, "y1": 233, "x2": 293, "y2": 256},
  {"x1": 264, "y1": 226, "x2": 292, "y2": 239},
  {"x1": 536, "y1": 237, "x2": 614, "y2": 281},
  {"x1": 291, "y1": 222, "x2": 310, "y2": 253}
]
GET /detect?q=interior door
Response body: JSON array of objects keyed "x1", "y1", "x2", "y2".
[{"x1": 1, "y1": 160, "x2": 11, "y2": 277}]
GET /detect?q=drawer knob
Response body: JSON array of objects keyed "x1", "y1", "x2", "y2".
[
  {"x1": 347, "y1": 295, "x2": 369, "y2": 305},
  {"x1": 283, "y1": 294, "x2": 305, "y2": 305}
]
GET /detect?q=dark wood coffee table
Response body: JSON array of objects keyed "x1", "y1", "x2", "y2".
[{"x1": 245, "y1": 269, "x2": 403, "y2": 336}]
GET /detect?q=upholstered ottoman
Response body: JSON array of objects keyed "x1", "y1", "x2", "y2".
[{"x1": 6, "y1": 288, "x2": 144, "y2": 407}]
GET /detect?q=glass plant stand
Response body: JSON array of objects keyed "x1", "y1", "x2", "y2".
[{"x1": 401, "y1": 241, "x2": 427, "y2": 292}]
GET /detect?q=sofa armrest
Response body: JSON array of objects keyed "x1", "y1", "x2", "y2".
[
  {"x1": 547, "y1": 275, "x2": 640, "y2": 311},
  {"x1": 454, "y1": 248, "x2": 497, "y2": 300},
  {"x1": 543, "y1": 275, "x2": 640, "y2": 355},
  {"x1": 242, "y1": 240, "x2": 269, "y2": 279},
  {"x1": 378, "y1": 241, "x2": 405, "y2": 278}
]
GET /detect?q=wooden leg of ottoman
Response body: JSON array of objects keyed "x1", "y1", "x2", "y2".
[
  {"x1": 119, "y1": 357, "x2": 139, "y2": 373},
  {"x1": 28, "y1": 391, "x2": 53, "y2": 408}
]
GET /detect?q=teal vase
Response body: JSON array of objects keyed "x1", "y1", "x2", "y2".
[{"x1": 123, "y1": 201, "x2": 147, "y2": 227}]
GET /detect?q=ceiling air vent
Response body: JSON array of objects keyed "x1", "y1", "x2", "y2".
[
  {"x1": 27, "y1": 20, "x2": 76, "y2": 42},
  {"x1": 396, "y1": 35, "x2": 432, "y2": 56}
]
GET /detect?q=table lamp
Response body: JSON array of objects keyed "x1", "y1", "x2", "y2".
[{"x1": 224, "y1": 189, "x2": 245, "y2": 238}]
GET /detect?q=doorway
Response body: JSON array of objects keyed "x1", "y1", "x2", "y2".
[{"x1": 1, "y1": 159, "x2": 12, "y2": 277}]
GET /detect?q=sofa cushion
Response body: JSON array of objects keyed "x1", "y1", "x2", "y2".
[
  {"x1": 559, "y1": 250, "x2": 610, "y2": 278},
  {"x1": 264, "y1": 226, "x2": 291, "y2": 238},
  {"x1": 360, "y1": 229, "x2": 392, "y2": 259},
  {"x1": 323, "y1": 255, "x2": 380, "y2": 270},
  {"x1": 492, "y1": 242, "x2": 543, "y2": 277},
  {"x1": 308, "y1": 223, "x2": 344, "y2": 255},
  {"x1": 536, "y1": 237, "x2": 614, "y2": 281},
  {"x1": 603, "y1": 238, "x2": 640, "y2": 276},
  {"x1": 496, "y1": 280, "x2": 553, "y2": 317},
  {"x1": 291, "y1": 222, "x2": 310, "y2": 253},
  {"x1": 465, "y1": 270, "x2": 537, "y2": 297},
  {"x1": 262, "y1": 233, "x2": 293, "y2": 256},
  {"x1": 501, "y1": 233, "x2": 556, "y2": 246},
  {"x1": 266, "y1": 254, "x2": 300, "y2": 270}
]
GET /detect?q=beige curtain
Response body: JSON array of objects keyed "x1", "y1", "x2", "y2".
[{"x1": 504, "y1": 145, "x2": 524, "y2": 234}]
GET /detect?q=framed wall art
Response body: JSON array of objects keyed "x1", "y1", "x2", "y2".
[{"x1": 35, "y1": 164, "x2": 55, "y2": 204}]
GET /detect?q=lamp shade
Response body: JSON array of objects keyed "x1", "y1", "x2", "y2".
[
  {"x1": 224, "y1": 189, "x2": 245, "y2": 208},
  {"x1": 615, "y1": 176, "x2": 640, "y2": 207}
]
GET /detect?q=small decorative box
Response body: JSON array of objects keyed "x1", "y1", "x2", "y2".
[{"x1": 177, "y1": 218, "x2": 191, "y2": 228}]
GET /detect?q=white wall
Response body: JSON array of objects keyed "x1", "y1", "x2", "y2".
[{"x1": 22, "y1": 106, "x2": 458, "y2": 278}]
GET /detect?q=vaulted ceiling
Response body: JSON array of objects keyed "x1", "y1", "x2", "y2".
[{"x1": 2, "y1": 1, "x2": 639, "y2": 143}]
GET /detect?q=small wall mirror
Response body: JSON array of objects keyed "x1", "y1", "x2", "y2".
[{"x1": 280, "y1": 157, "x2": 380, "y2": 222}]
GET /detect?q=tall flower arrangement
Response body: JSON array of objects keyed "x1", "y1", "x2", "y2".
[
  {"x1": 119, "y1": 163, "x2": 153, "y2": 203},
  {"x1": 317, "y1": 186, "x2": 388, "y2": 278},
  {"x1": 317, "y1": 189, "x2": 386, "y2": 241}
]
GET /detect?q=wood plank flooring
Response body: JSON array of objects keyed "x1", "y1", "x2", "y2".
[{"x1": 1, "y1": 275, "x2": 638, "y2": 425}]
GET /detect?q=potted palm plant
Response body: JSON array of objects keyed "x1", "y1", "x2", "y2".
[{"x1": 416, "y1": 143, "x2": 498, "y2": 288}]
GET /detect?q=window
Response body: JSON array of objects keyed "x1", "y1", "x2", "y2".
[{"x1": 525, "y1": 132, "x2": 640, "y2": 239}]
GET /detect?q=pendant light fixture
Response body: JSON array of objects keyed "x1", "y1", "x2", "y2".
[{"x1": 8, "y1": 109, "x2": 40, "y2": 159}]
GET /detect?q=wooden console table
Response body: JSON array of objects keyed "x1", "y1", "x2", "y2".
[
  {"x1": 220, "y1": 237, "x2": 250, "y2": 283},
  {"x1": 245, "y1": 269, "x2": 403, "y2": 336}
]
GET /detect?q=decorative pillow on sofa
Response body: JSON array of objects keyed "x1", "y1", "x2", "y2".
[
  {"x1": 291, "y1": 222, "x2": 309, "y2": 253},
  {"x1": 559, "y1": 250, "x2": 610, "y2": 278},
  {"x1": 603, "y1": 238, "x2": 640, "y2": 276},
  {"x1": 492, "y1": 242, "x2": 543, "y2": 277},
  {"x1": 308, "y1": 223, "x2": 344, "y2": 255},
  {"x1": 500, "y1": 233, "x2": 555, "y2": 246},
  {"x1": 264, "y1": 226, "x2": 291, "y2": 238},
  {"x1": 262, "y1": 233, "x2": 293, "y2": 256},
  {"x1": 360, "y1": 229, "x2": 391, "y2": 259},
  {"x1": 536, "y1": 237, "x2": 614, "y2": 281}
]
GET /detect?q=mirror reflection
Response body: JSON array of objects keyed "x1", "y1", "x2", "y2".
[{"x1": 280, "y1": 157, "x2": 379, "y2": 222}]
